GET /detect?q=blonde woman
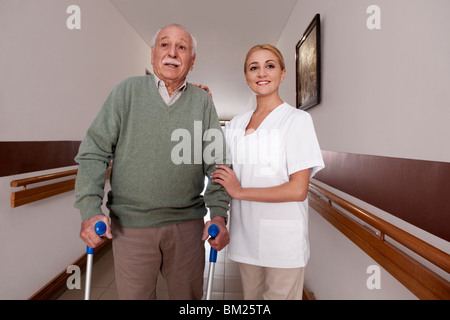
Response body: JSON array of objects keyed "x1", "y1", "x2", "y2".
[{"x1": 211, "y1": 44, "x2": 324, "y2": 300}]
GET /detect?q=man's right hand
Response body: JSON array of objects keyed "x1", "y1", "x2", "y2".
[{"x1": 80, "y1": 215, "x2": 113, "y2": 249}]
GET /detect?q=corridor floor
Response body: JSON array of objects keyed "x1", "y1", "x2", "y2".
[{"x1": 53, "y1": 241, "x2": 244, "y2": 300}]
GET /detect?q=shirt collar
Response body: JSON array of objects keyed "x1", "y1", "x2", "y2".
[{"x1": 153, "y1": 74, "x2": 187, "y2": 92}]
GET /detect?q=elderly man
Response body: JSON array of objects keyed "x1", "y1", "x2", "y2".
[{"x1": 75, "y1": 24, "x2": 230, "y2": 300}]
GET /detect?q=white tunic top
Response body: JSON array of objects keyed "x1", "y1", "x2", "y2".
[{"x1": 225, "y1": 103, "x2": 324, "y2": 268}]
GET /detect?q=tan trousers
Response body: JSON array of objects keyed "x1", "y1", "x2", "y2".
[
  {"x1": 111, "y1": 219, "x2": 205, "y2": 300},
  {"x1": 239, "y1": 263, "x2": 305, "y2": 300}
]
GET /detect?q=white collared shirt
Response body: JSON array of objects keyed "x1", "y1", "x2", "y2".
[{"x1": 153, "y1": 74, "x2": 187, "y2": 106}]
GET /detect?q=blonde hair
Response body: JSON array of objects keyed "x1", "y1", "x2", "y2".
[{"x1": 244, "y1": 44, "x2": 286, "y2": 74}]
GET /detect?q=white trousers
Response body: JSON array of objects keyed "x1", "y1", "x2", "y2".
[{"x1": 239, "y1": 263, "x2": 305, "y2": 300}]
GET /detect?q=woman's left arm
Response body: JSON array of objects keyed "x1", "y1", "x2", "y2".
[{"x1": 211, "y1": 165, "x2": 310, "y2": 203}]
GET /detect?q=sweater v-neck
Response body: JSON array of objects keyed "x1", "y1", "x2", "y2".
[{"x1": 147, "y1": 75, "x2": 190, "y2": 111}]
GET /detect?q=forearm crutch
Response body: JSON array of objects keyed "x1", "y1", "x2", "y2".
[
  {"x1": 206, "y1": 224, "x2": 219, "y2": 300},
  {"x1": 84, "y1": 221, "x2": 106, "y2": 300}
]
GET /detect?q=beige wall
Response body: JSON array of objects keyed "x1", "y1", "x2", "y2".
[
  {"x1": 278, "y1": 0, "x2": 450, "y2": 163},
  {"x1": 0, "y1": 0, "x2": 151, "y2": 299},
  {"x1": 276, "y1": 0, "x2": 450, "y2": 299},
  {"x1": 0, "y1": 0, "x2": 151, "y2": 141}
]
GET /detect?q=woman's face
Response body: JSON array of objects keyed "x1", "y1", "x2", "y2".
[{"x1": 245, "y1": 49, "x2": 286, "y2": 97}]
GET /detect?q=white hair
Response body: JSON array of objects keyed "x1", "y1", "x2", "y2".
[{"x1": 151, "y1": 24, "x2": 197, "y2": 56}]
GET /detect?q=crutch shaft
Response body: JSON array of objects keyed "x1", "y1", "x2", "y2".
[
  {"x1": 84, "y1": 254, "x2": 94, "y2": 300},
  {"x1": 84, "y1": 221, "x2": 106, "y2": 300},
  {"x1": 206, "y1": 263, "x2": 215, "y2": 300}
]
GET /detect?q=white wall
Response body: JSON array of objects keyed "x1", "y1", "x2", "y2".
[
  {"x1": 276, "y1": 0, "x2": 450, "y2": 299},
  {"x1": 0, "y1": 0, "x2": 151, "y2": 299}
]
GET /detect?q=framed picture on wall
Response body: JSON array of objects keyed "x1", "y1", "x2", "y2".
[{"x1": 296, "y1": 14, "x2": 321, "y2": 110}]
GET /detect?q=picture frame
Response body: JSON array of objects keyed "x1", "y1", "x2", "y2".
[{"x1": 296, "y1": 14, "x2": 321, "y2": 110}]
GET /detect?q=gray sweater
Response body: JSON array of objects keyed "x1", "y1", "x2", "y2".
[{"x1": 74, "y1": 76, "x2": 230, "y2": 228}]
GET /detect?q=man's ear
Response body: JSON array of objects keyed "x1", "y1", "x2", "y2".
[
  {"x1": 150, "y1": 47, "x2": 154, "y2": 66},
  {"x1": 190, "y1": 54, "x2": 196, "y2": 71}
]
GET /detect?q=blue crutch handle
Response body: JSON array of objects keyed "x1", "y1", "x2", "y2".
[
  {"x1": 208, "y1": 224, "x2": 219, "y2": 263},
  {"x1": 95, "y1": 221, "x2": 107, "y2": 236},
  {"x1": 86, "y1": 221, "x2": 107, "y2": 254}
]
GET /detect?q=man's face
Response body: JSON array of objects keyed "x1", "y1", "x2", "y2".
[{"x1": 151, "y1": 26, "x2": 196, "y2": 84}]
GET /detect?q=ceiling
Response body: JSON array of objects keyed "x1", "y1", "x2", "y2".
[{"x1": 110, "y1": 0, "x2": 298, "y2": 119}]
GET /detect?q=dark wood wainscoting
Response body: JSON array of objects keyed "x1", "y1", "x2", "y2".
[
  {"x1": 0, "y1": 141, "x2": 81, "y2": 177},
  {"x1": 314, "y1": 150, "x2": 450, "y2": 242}
]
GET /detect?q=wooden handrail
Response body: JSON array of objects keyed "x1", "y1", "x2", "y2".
[
  {"x1": 10, "y1": 164, "x2": 112, "y2": 208},
  {"x1": 10, "y1": 169, "x2": 78, "y2": 188},
  {"x1": 308, "y1": 182, "x2": 450, "y2": 300},
  {"x1": 10, "y1": 169, "x2": 79, "y2": 208},
  {"x1": 309, "y1": 182, "x2": 450, "y2": 273}
]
